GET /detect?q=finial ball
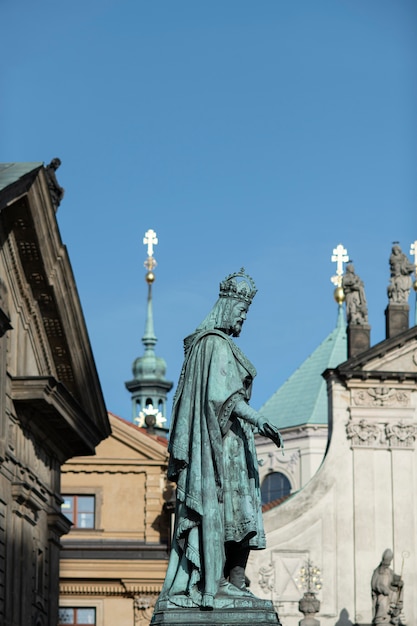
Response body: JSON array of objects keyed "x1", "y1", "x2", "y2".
[
  {"x1": 146, "y1": 271, "x2": 155, "y2": 284},
  {"x1": 334, "y1": 286, "x2": 345, "y2": 304},
  {"x1": 413, "y1": 279, "x2": 417, "y2": 293}
]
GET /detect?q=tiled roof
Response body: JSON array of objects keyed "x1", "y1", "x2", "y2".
[
  {"x1": 108, "y1": 411, "x2": 169, "y2": 447},
  {"x1": 262, "y1": 492, "x2": 293, "y2": 512},
  {"x1": 260, "y1": 306, "x2": 347, "y2": 429},
  {"x1": 0, "y1": 162, "x2": 43, "y2": 192}
]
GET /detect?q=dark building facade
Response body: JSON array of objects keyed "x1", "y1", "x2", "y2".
[{"x1": 0, "y1": 162, "x2": 111, "y2": 626}]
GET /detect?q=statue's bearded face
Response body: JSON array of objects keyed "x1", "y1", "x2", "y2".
[{"x1": 229, "y1": 301, "x2": 248, "y2": 337}]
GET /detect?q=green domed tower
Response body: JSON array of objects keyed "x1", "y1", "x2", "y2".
[{"x1": 125, "y1": 229, "x2": 173, "y2": 433}]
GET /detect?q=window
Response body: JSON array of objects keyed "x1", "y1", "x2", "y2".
[
  {"x1": 261, "y1": 472, "x2": 291, "y2": 505},
  {"x1": 58, "y1": 607, "x2": 96, "y2": 625},
  {"x1": 61, "y1": 495, "x2": 95, "y2": 529}
]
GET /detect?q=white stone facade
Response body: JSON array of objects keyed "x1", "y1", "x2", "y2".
[{"x1": 248, "y1": 330, "x2": 417, "y2": 625}]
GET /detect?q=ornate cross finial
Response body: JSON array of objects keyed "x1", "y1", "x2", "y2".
[
  {"x1": 143, "y1": 229, "x2": 158, "y2": 275},
  {"x1": 143, "y1": 229, "x2": 158, "y2": 258},
  {"x1": 331, "y1": 243, "x2": 349, "y2": 287}
]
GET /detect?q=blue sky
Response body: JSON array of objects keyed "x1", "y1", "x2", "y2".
[{"x1": 1, "y1": 1, "x2": 416, "y2": 423}]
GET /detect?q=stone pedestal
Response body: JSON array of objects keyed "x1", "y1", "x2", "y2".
[
  {"x1": 151, "y1": 596, "x2": 282, "y2": 626},
  {"x1": 298, "y1": 592, "x2": 320, "y2": 626},
  {"x1": 347, "y1": 324, "x2": 371, "y2": 358},
  {"x1": 385, "y1": 304, "x2": 409, "y2": 338}
]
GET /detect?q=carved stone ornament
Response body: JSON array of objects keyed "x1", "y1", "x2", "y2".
[
  {"x1": 347, "y1": 418, "x2": 417, "y2": 449},
  {"x1": 258, "y1": 564, "x2": 275, "y2": 593},
  {"x1": 266, "y1": 449, "x2": 300, "y2": 475},
  {"x1": 346, "y1": 419, "x2": 381, "y2": 447},
  {"x1": 352, "y1": 387, "x2": 410, "y2": 408},
  {"x1": 385, "y1": 421, "x2": 417, "y2": 448},
  {"x1": 134, "y1": 595, "x2": 156, "y2": 626}
]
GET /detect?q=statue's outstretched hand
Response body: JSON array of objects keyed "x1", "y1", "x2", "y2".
[{"x1": 257, "y1": 419, "x2": 283, "y2": 449}]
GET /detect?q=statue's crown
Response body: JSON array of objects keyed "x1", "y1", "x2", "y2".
[{"x1": 219, "y1": 268, "x2": 257, "y2": 304}]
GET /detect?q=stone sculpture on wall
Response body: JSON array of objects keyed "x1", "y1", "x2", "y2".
[{"x1": 371, "y1": 549, "x2": 404, "y2": 625}]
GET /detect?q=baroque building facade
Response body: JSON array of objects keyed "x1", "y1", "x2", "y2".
[
  {"x1": 248, "y1": 255, "x2": 417, "y2": 626},
  {"x1": 0, "y1": 162, "x2": 111, "y2": 626}
]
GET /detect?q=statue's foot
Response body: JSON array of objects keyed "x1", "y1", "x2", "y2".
[
  {"x1": 230, "y1": 583, "x2": 256, "y2": 597},
  {"x1": 217, "y1": 579, "x2": 253, "y2": 598}
]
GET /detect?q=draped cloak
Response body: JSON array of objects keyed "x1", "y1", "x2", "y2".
[{"x1": 160, "y1": 329, "x2": 265, "y2": 609}]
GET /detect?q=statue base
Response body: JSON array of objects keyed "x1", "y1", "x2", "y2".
[
  {"x1": 385, "y1": 303, "x2": 409, "y2": 339},
  {"x1": 347, "y1": 324, "x2": 371, "y2": 357},
  {"x1": 151, "y1": 596, "x2": 282, "y2": 626}
]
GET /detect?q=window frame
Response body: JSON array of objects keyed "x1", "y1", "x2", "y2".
[
  {"x1": 58, "y1": 606, "x2": 97, "y2": 625},
  {"x1": 61, "y1": 487, "x2": 103, "y2": 531},
  {"x1": 58, "y1": 600, "x2": 103, "y2": 626},
  {"x1": 260, "y1": 471, "x2": 291, "y2": 505}
]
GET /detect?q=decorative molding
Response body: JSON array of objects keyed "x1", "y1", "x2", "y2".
[
  {"x1": 11, "y1": 479, "x2": 48, "y2": 525},
  {"x1": 351, "y1": 387, "x2": 410, "y2": 408},
  {"x1": 257, "y1": 550, "x2": 314, "y2": 608},
  {"x1": 346, "y1": 419, "x2": 381, "y2": 447},
  {"x1": 134, "y1": 595, "x2": 157, "y2": 626},
  {"x1": 60, "y1": 582, "x2": 161, "y2": 596},
  {"x1": 346, "y1": 418, "x2": 417, "y2": 449},
  {"x1": 6, "y1": 233, "x2": 54, "y2": 375},
  {"x1": 259, "y1": 563, "x2": 275, "y2": 594},
  {"x1": 385, "y1": 420, "x2": 417, "y2": 448}
]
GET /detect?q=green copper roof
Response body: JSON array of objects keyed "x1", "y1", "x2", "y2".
[
  {"x1": 260, "y1": 306, "x2": 347, "y2": 428},
  {"x1": 0, "y1": 162, "x2": 43, "y2": 192}
]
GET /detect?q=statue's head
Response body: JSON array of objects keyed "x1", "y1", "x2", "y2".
[
  {"x1": 49, "y1": 157, "x2": 61, "y2": 170},
  {"x1": 196, "y1": 268, "x2": 257, "y2": 337},
  {"x1": 381, "y1": 549, "x2": 393, "y2": 565}
]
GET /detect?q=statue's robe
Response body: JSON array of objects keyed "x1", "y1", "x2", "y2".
[
  {"x1": 161, "y1": 329, "x2": 265, "y2": 608},
  {"x1": 371, "y1": 564, "x2": 401, "y2": 623}
]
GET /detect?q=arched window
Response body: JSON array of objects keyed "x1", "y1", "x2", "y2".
[{"x1": 261, "y1": 472, "x2": 291, "y2": 505}]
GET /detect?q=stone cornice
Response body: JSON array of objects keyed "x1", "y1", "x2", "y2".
[
  {"x1": 60, "y1": 581, "x2": 161, "y2": 596},
  {"x1": 60, "y1": 539, "x2": 169, "y2": 561},
  {"x1": 325, "y1": 368, "x2": 417, "y2": 383},
  {"x1": 11, "y1": 375, "x2": 103, "y2": 460}
]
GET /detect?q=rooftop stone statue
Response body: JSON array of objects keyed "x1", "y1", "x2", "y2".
[
  {"x1": 45, "y1": 158, "x2": 65, "y2": 210},
  {"x1": 387, "y1": 244, "x2": 415, "y2": 304},
  {"x1": 342, "y1": 262, "x2": 368, "y2": 325}
]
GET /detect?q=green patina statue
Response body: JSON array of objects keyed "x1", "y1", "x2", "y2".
[{"x1": 156, "y1": 269, "x2": 283, "y2": 612}]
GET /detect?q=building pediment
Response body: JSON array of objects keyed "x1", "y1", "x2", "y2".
[
  {"x1": 326, "y1": 325, "x2": 417, "y2": 383},
  {"x1": 65, "y1": 413, "x2": 169, "y2": 468}
]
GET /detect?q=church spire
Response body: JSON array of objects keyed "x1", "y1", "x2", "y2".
[{"x1": 125, "y1": 229, "x2": 173, "y2": 434}]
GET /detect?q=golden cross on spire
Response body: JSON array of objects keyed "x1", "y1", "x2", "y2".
[{"x1": 331, "y1": 243, "x2": 349, "y2": 288}]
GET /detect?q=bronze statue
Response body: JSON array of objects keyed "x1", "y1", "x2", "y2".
[
  {"x1": 157, "y1": 269, "x2": 283, "y2": 610},
  {"x1": 342, "y1": 262, "x2": 368, "y2": 325},
  {"x1": 371, "y1": 549, "x2": 404, "y2": 625},
  {"x1": 387, "y1": 244, "x2": 414, "y2": 304},
  {"x1": 45, "y1": 158, "x2": 65, "y2": 210}
]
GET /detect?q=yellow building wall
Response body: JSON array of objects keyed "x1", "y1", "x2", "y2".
[{"x1": 59, "y1": 413, "x2": 172, "y2": 625}]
